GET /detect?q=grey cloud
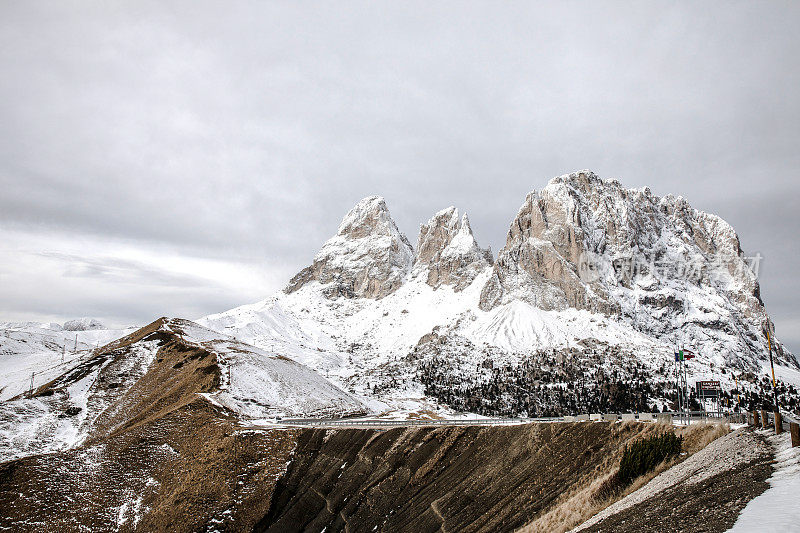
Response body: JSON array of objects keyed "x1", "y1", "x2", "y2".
[
  {"x1": 1, "y1": 1, "x2": 799, "y2": 352},
  {"x1": 36, "y1": 251, "x2": 213, "y2": 288}
]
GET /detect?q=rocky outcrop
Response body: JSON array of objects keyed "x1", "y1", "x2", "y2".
[
  {"x1": 480, "y1": 170, "x2": 788, "y2": 366},
  {"x1": 413, "y1": 207, "x2": 493, "y2": 291},
  {"x1": 479, "y1": 172, "x2": 621, "y2": 314},
  {"x1": 285, "y1": 196, "x2": 414, "y2": 299}
]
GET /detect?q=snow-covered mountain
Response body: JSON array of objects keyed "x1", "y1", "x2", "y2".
[
  {"x1": 285, "y1": 195, "x2": 415, "y2": 299},
  {"x1": 62, "y1": 317, "x2": 106, "y2": 331},
  {"x1": 0, "y1": 318, "x2": 365, "y2": 462},
  {"x1": 479, "y1": 171, "x2": 788, "y2": 368},
  {"x1": 413, "y1": 206, "x2": 493, "y2": 291},
  {"x1": 201, "y1": 171, "x2": 799, "y2": 417},
  {"x1": 2, "y1": 171, "x2": 795, "y2": 420}
]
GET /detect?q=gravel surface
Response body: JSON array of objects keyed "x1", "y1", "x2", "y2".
[{"x1": 574, "y1": 428, "x2": 774, "y2": 532}]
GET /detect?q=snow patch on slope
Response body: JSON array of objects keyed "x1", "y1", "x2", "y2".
[
  {"x1": 169, "y1": 320, "x2": 366, "y2": 420},
  {"x1": 729, "y1": 429, "x2": 800, "y2": 532},
  {"x1": 461, "y1": 300, "x2": 657, "y2": 353}
]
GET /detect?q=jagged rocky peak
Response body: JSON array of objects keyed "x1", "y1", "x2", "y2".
[
  {"x1": 285, "y1": 196, "x2": 414, "y2": 299},
  {"x1": 480, "y1": 171, "x2": 617, "y2": 314},
  {"x1": 480, "y1": 170, "x2": 790, "y2": 367},
  {"x1": 414, "y1": 206, "x2": 493, "y2": 291},
  {"x1": 337, "y1": 195, "x2": 401, "y2": 239}
]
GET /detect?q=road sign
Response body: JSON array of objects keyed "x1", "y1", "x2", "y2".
[{"x1": 696, "y1": 380, "x2": 721, "y2": 399}]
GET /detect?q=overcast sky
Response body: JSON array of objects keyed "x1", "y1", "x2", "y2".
[{"x1": 1, "y1": 1, "x2": 798, "y2": 351}]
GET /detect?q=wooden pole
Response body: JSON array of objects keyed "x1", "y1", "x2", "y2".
[
  {"x1": 774, "y1": 411, "x2": 783, "y2": 435},
  {"x1": 790, "y1": 422, "x2": 800, "y2": 448}
]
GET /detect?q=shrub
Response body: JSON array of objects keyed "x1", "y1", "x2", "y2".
[{"x1": 617, "y1": 432, "x2": 682, "y2": 485}]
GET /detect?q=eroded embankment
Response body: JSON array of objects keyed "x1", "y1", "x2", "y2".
[
  {"x1": 255, "y1": 421, "x2": 683, "y2": 533},
  {"x1": 0, "y1": 419, "x2": 741, "y2": 533}
]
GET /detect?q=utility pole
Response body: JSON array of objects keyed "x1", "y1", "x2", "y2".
[{"x1": 680, "y1": 301, "x2": 688, "y2": 425}]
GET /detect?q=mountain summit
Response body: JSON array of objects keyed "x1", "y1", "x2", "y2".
[
  {"x1": 285, "y1": 196, "x2": 414, "y2": 299},
  {"x1": 413, "y1": 207, "x2": 493, "y2": 291},
  {"x1": 480, "y1": 170, "x2": 782, "y2": 366}
]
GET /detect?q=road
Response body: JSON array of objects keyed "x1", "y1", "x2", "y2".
[{"x1": 241, "y1": 411, "x2": 744, "y2": 429}]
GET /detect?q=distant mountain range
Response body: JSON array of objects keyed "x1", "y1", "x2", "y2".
[{"x1": 200, "y1": 170, "x2": 799, "y2": 417}]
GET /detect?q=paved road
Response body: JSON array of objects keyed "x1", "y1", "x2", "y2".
[{"x1": 241, "y1": 412, "x2": 741, "y2": 430}]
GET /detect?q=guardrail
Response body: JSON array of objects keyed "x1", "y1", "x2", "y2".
[
  {"x1": 747, "y1": 409, "x2": 800, "y2": 447},
  {"x1": 276, "y1": 417, "x2": 546, "y2": 427},
  {"x1": 266, "y1": 411, "x2": 745, "y2": 429}
]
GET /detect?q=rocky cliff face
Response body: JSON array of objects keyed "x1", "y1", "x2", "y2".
[
  {"x1": 285, "y1": 196, "x2": 414, "y2": 299},
  {"x1": 413, "y1": 207, "x2": 493, "y2": 291},
  {"x1": 285, "y1": 198, "x2": 494, "y2": 298},
  {"x1": 255, "y1": 422, "x2": 663, "y2": 533},
  {"x1": 479, "y1": 170, "x2": 785, "y2": 366}
]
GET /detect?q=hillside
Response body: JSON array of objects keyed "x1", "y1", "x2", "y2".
[
  {"x1": 0, "y1": 171, "x2": 794, "y2": 531},
  {"x1": 0, "y1": 318, "x2": 365, "y2": 463},
  {"x1": 2, "y1": 417, "x2": 756, "y2": 532}
]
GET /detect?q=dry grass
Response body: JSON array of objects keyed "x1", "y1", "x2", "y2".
[
  {"x1": 406, "y1": 409, "x2": 445, "y2": 420},
  {"x1": 517, "y1": 421, "x2": 730, "y2": 533},
  {"x1": 679, "y1": 421, "x2": 730, "y2": 454}
]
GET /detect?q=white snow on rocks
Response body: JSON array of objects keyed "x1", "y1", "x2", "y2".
[
  {"x1": 63, "y1": 318, "x2": 106, "y2": 331},
  {"x1": 0, "y1": 322, "x2": 137, "y2": 401},
  {"x1": 202, "y1": 176, "x2": 797, "y2": 416},
  {"x1": 285, "y1": 195, "x2": 414, "y2": 299},
  {"x1": 0, "y1": 319, "x2": 366, "y2": 462}
]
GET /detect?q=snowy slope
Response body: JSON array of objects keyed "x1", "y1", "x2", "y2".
[
  {"x1": 729, "y1": 429, "x2": 800, "y2": 532},
  {"x1": 166, "y1": 319, "x2": 366, "y2": 420},
  {"x1": 0, "y1": 321, "x2": 138, "y2": 401}
]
